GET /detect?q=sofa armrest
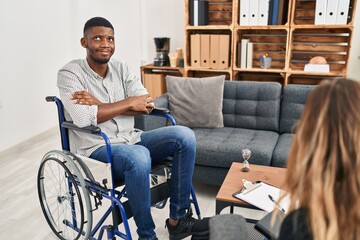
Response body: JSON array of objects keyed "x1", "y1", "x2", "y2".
[{"x1": 134, "y1": 94, "x2": 170, "y2": 131}]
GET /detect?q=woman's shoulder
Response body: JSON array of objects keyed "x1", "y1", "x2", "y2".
[{"x1": 278, "y1": 208, "x2": 313, "y2": 240}]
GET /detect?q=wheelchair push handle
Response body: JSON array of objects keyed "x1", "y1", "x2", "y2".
[{"x1": 46, "y1": 96, "x2": 56, "y2": 102}]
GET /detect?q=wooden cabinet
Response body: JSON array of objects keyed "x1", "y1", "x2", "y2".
[
  {"x1": 140, "y1": 65, "x2": 184, "y2": 98},
  {"x1": 184, "y1": 0, "x2": 358, "y2": 85}
]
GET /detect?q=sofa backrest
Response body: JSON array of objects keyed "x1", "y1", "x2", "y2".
[
  {"x1": 279, "y1": 84, "x2": 316, "y2": 134},
  {"x1": 222, "y1": 81, "x2": 282, "y2": 131}
]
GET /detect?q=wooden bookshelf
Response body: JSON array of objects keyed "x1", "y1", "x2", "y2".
[{"x1": 184, "y1": 0, "x2": 357, "y2": 85}]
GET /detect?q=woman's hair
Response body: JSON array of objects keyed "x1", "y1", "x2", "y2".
[{"x1": 285, "y1": 78, "x2": 360, "y2": 240}]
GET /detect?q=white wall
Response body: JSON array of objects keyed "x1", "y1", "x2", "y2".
[
  {"x1": 141, "y1": 0, "x2": 185, "y2": 63},
  {"x1": 0, "y1": 0, "x2": 74, "y2": 152},
  {"x1": 0, "y1": 0, "x2": 183, "y2": 152}
]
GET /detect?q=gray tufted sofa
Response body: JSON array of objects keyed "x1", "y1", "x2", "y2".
[{"x1": 135, "y1": 81, "x2": 315, "y2": 186}]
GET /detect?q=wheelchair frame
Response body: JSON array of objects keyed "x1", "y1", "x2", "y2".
[{"x1": 37, "y1": 96, "x2": 201, "y2": 240}]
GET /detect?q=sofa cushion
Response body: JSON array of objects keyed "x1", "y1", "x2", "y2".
[
  {"x1": 222, "y1": 81, "x2": 282, "y2": 132},
  {"x1": 272, "y1": 133, "x2": 294, "y2": 167},
  {"x1": 192, "y1": 127, "x2": 279, "y2": 168},
  {"x1": 166, "y1": 75, "x2": 225, "y2": 128},
  {"x1": 279, "y1": 85, "x2": 316, "y2": 134}
]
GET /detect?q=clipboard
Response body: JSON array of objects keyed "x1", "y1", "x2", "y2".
[{"x1": 232, "y1": 180, "x2": 289, "y2": 213}]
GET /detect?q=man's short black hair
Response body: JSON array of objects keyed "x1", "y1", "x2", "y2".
[{"x1": 83, "y1": 17, "x2": 114, "y2": 35}]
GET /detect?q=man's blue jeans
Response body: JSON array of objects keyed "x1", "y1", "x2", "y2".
[{"x1": 90, "y1": 126, "x2": 196, "y2": 240}]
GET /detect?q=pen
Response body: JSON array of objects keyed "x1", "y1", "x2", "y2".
[{"x1": 268, "y1": 194, "x2": 285, "y2": 213}]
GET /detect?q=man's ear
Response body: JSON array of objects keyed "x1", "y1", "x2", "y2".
[{"x1": 80, "y1": 37, "x2": 87, "y2": 48}]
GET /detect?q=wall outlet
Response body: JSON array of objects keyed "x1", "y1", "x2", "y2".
[{"x1": 0, "y1": 99, "x2": 3, "y2": 108}]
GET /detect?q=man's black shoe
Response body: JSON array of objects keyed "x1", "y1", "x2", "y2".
[{"x1": 166, "y1": 210, "x2": 209, "y2": 240}]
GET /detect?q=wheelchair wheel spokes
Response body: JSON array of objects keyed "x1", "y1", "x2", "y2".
[{"x1": 38, "y1": 151, "x2": 92, "y2": 240}]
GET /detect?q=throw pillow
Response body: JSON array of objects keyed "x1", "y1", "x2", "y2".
[{"x1": 166, "y1": 75, "x2": 225, "y2": 128}]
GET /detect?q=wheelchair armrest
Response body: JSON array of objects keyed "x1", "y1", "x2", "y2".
[
  {"x1": 62, "y1": 121, "x2": 101, "y2": 134},
  {"x1": 151, "y1": 107, "x2": 170, "y2": 115}
]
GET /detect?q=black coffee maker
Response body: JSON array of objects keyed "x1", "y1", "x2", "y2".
[{"x1": 154, "y1": 37, "x2": 170, "y2": 66}]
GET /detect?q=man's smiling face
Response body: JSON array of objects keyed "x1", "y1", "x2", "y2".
[{"x1": 82, "y1": 26, "x2": 115, "y2": 65}]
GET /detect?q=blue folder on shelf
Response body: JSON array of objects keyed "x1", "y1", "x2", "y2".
[{"x1": 271, "y1": 0, "x2": 279, "y2": 25}]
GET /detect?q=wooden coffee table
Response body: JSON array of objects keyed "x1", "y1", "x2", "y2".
[{"x1": 215, "y1": 162, "x2": 286, "y2": 214}]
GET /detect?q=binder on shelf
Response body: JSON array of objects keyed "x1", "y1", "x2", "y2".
[
  {"x1": 246, "y1": 42, "x2": 254, "y2": 68},
  {"x1": 315, "y1": 0, "x2": 327, "y2": 25},
  {"x1": 277, "y1": 0, "x2": 285, "y2": 25},
  {"x1": 249, "y1": 0, "x2": 259, "y2": 26},
  {"x1": 190, "y1": 34, "x2": 201, "y2": 67},
  {"x1": 219, "y1": 35, "x2": 230, "y2": 69},
  {"x1": 268, "y1": 0, "x2": 274, "y2": 25},
  {"x1": 271, "y1": 0, "x2": 279, "y2": 25},
  {"x1": 210, "y1": 34, "x2": 220, "y2": 69},
  {"x1": 258, "y1": 0, "x2": 270, "y2": 26},
  {"x1": 189, "y1": 0, "x2": 209, "y2": 26},
  {"x1": 336, "y1": 0, "x2": 350, "y2": 24},
  {"x1": 200, "y1": 34, "x2": 210, "y2": 68},
  {"x1": 237, "y1": 41, "x2": 242, "y2": 68},
  {"x1": 240, "y1": 39, "x2": 250, "y2": 68},
  {"x1": 326, "y1": 0, "x2": 338, "y2": 25},
  {"x1": 239, "y1": 0, "x2": 250, "y2": 26}
]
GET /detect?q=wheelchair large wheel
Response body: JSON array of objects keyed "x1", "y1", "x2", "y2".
[{"x1": 37, "y1": 150, "x2": 93, "y2": 240}]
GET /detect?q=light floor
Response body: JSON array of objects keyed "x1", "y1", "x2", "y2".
[{"x1": 0, "y1": 127, "x2": 265, "y2": 240}]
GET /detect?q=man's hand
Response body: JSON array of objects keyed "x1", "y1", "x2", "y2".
[
  {"x1": 126, "y1": 94, "x2": 155, "y2": 114},
  {"x1": 71, "y1": 90, "x2": 102, "y2": 106}
]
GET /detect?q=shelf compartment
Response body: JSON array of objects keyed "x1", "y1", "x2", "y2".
[
  {"x1": 235, "y1": 29, "x2": 288, "y2": 70},
  {"x1": 287, "y1": 74, "x2": 339, "y2": 85},
  {"x1": 291, "y1": 0, "x2": 357, "y2": 25},
  {"x1": 208, "y1": 0, "x2": 234, "y2": 25},
  {"x1": 185, "y1": 29, "x2": 233, "y2": 70},
  {"x1": 186, "y1": 0, "x2": 234, "y2": 26},
  {"x1": 236, "y1": 0, "x2": 290, "y2": 27},
  {"x1": 233, "y1": 71, "x2": 286, "y2": 84},
  {"x1": 289, "y1": 28, "x2": 352, "y2": 74}
]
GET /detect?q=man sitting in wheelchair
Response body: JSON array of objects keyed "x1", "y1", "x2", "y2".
[{"x1": 57, "y1": 17, "x2": 209, "y2": 240}]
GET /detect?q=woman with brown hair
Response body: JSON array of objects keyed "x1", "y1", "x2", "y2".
[{"x1": 279, "y1": 78, "x2": 360, "y2": 240}]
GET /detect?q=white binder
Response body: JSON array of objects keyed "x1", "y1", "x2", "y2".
[
  {"x1": 246, "y1": 42, "x2": 254, "y2": 68},
  {"x1": 335, "y1": 0, "x2": 350, "y2": 24},
  {"x1": 241, "y1": 39, "x2": 250, "y2": 68},
  {"x1": 326, "y1": 0, "x2": 338, "y2": 25},
  {"x1": 258, "y1": 0, "x2": 270, "y2": 26},
  {"x1": 249, "y1": 0, "x2": 259, "y2": 26},
  {"x1": 194, "y1": 0, "x2": 199, "y2": 26},
  {"x1": 240, "y1": 0, "x2": 250, "y2": 26},
  {"x1": 315, "y1": 0, "x2": 327, "y2": 25}
]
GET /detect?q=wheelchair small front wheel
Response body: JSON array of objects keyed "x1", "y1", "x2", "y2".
[{"x1": 37, "y1": 151, "x2": 92, "y2": 240}]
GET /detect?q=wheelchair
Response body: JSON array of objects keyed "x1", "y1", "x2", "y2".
[{"x1": 37, "y1": 96, "x2": 201, "y2": 240}]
